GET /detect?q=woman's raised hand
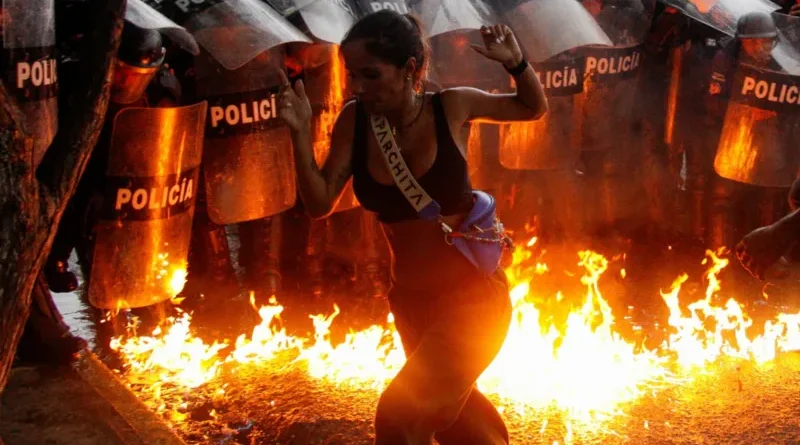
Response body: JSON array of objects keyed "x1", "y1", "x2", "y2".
[
  {"x1": 470, "y1": 24, "x2": 524, "y2": 69},
  {"x1": 276, "y1": 69, "x2": 313, "y2": 134}
]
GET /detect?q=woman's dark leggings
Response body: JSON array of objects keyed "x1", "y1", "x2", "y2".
[{"x1": 373, "y1": 269, "x2": 512, "y2": 445}]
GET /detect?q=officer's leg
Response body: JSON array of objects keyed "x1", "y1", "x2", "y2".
[
  {"x1": 17, "y1": 273, "x2": 87, "y2": 364},
  {"x1": 44, "y1": 184, "x2": 90, "y2": 293},
  {"x1": 685, "y1": 139, "x2": 711, "y2": 243},
  {"x1": 44, "y1": 222, "x2": 78, "y2": 293},
  {"x1": 239, "y1": 215, "x2": 282, "y2": 301},
  {"x1": 186, "y1": 171, "x2": 238, "y2": 302},
  {"x1": 708, "y1": 175, "x2": 739, "y2": 250}
]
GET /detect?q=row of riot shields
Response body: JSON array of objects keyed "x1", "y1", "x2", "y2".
[
  {"x1": 60, "y1": 0, "x2": 800, "y2": 308},
  {"x1": 53, "y1": 0, "x2": 660, "y2": 309}
]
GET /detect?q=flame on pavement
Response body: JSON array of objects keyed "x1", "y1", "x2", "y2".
[{"x1": 110, "y1": 240, "x2": 800, "y2": 432}]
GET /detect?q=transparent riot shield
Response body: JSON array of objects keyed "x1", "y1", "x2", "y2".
[
  {"x1": 499, "y1": 52, "x2": 585, "y2": 170},
  {"x1": 500, "y1": 0, "x2": 611, "y2": 63},
  {"x1": 411, "y1": 0, "x2": 495, "y2": 37},
  {"x1": 773, "y1": 13, "x2": 800, "y2": 76},
  {"x1": 2, "y1": 0, "x2": 57, "y2": 167},
  {"x1": 659, "y1": 0, "x2": 779, "y2": 36},
  {"x1": 143, "y1": 0, "x2": 310, "y2": 70},
  {"x1": 406, "y1": 0, "x2": 507, "y2": 91},
  {"x1": 125, "y1": 0, "x2": 200, "y2": 55},
  {"x1": 578, "y1": 0, "x2": 652, "y2": 153},
  {"x1": 89, "y1": 102, "x2": 207, "y2": 309},
  {"x1": 303, "y1": 43, "x2": 359, "y2": 212},
  {"x1": 265, "y1": 0, "x2": 357, "y2": 44},
  {"x1": 352, "y1": 0, "x2": 409, "y2": 16},
  {"x1": 498, "y1": 0, "x2": 610, "y2": 170},
  {"x1": 714, "y1": 63, "x2": 800, "y2": 187},
  {"x1": 195, "y1": 49, "x2": 297, "y2": 224}
]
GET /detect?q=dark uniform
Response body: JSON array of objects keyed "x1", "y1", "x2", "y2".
[
  {"x1": 705, "y1": 14, "x2": 790, "y2": 250},
  {"x1": 47, "y1": 24, "x2": 178, "y2": 288}
]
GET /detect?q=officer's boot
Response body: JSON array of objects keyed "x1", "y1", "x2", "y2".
[
  {"x1": 306, "y1": 218, "x2": 328, "y2": 297},
  {"x1": 44, "y1": 203, "x2": 79, "y2": 293},
  {"x1": 17, "y1": 274, "x2": 87, "y2": 364}
]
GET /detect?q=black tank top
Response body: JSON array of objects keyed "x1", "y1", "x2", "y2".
[{"x1": 351, "y1": 92, "x2": 473, "y2": 223}]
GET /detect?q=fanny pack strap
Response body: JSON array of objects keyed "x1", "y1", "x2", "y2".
[{"x1": 369, "y1": 114, "x2": 443, "y2": 221}]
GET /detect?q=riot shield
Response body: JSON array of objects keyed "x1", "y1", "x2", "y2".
[
  {"x1": 498, "y1": 0, "x2": 610, "y2": 170},
  {"x1": 713, "y1": 63, "x2": 800, "y2": 187},
  {"x1": 265, "y1": 0, "x2": 357, "y2": 44},
  {"x1": 500, "y1": 0, "x2": 611, "y2": 63},
  {"x1": 658, "y1": 0, "x2": 778, "y2": 36},
  {"x1": 125, "y1": 0, "x2": 200, "y2": 55},
  {"x1": 2, "y1": 0, "x2": 57, "y2": 167},
  {"x1": 142, "y1": 0, "x2": 310, "y2": 70},
  {"x1": 195, "y1": 49, "x2": 297, "y2": 224},
  {"x1": 89, "y1": 102, "x2": 207, "y2": 310},
  {"x1": 404, "y1": 0, "x2": 507, "y2": 91},
  {"x1": 773, "y1": 13, "x2": 800, "y2": 76},
  {"x1": 303, "y1": 43, "x2": 359, "y2": 212},
  {"x1": 578, "y1": 0, "x2": 652, "y2": 153},
  {"x1": 410, "y1": 0, "x2": 495, "y2": 37},
  {"x1": 499, "y1": 52, "x2": 585, "y2": 170},
  {"x1": 352, "y1": 0, "x2": 409, "y2": 16}
]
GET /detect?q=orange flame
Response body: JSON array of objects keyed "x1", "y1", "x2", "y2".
[
  {"x1": 110, "y1": 242, "x2": 800, "y2": 438},
  {"x1": 313, "y1": 45, "x2": 346, "y2": 165}
]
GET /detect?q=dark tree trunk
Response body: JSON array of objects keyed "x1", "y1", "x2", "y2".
[{"x1": 0, "y1": 0, "x2": 125, "y2": 397}]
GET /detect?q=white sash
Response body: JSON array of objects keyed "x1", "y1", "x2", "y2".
[{"x1": 369, "y1": 114, "x2": 437, "y2": 214}]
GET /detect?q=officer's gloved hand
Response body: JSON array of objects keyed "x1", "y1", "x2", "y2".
[
  {"x1": 735, "y1": 222, "x2": 794, "y2": 280},
  {"x1": 151, "y1": 65, "x2": 182, "y2": 107}
]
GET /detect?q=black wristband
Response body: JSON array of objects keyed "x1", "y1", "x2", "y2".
[{"x1": 504, "y1": 57, "x2": 529, "y2": 76}]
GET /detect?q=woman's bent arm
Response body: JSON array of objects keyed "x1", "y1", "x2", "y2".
[{"x1": 291, "y1": 101, "x2": 356, "y2": 219}]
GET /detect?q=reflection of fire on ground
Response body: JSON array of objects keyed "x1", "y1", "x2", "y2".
[{"x1": 108, "y1": 235, "x2": 800, "y2": 443}]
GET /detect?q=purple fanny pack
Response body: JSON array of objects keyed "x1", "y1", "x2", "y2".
[{"x1": 420, "y1": 190, "x2": 513, "y2": 275}]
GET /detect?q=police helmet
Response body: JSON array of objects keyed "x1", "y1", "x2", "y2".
[
  {"x1": 119, "y1": 23, "x2": 166, "y2": 68},
  {"x1": 736, "y1": 11, "x2": 778, "y2": 40},
  {"x1": 111, "y1": 22, "x2": 167, "y2": 104}
]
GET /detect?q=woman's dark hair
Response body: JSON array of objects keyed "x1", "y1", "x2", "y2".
[{"x1": 341, "y1": 9, "x2": 430, "y2": 87}]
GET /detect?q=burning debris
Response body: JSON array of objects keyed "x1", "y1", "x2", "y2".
[{"x1": 107, "y1": 242, "x2": 800, "y2": 444}]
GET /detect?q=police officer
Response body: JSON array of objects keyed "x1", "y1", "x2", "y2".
[
  {"x1": 46, "y1": 22, "x2": 176, "y2": 295},
  {"x1": 162, "y1": 42, "x2": 241, "y2": 306},
  {"x1": 706, "y1": 11, "x2": 790, "y2": 251}
]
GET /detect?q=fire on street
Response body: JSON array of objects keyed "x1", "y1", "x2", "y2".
[{"x1": 107, "y1": 240, "x2": 800, "y2": 444}]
